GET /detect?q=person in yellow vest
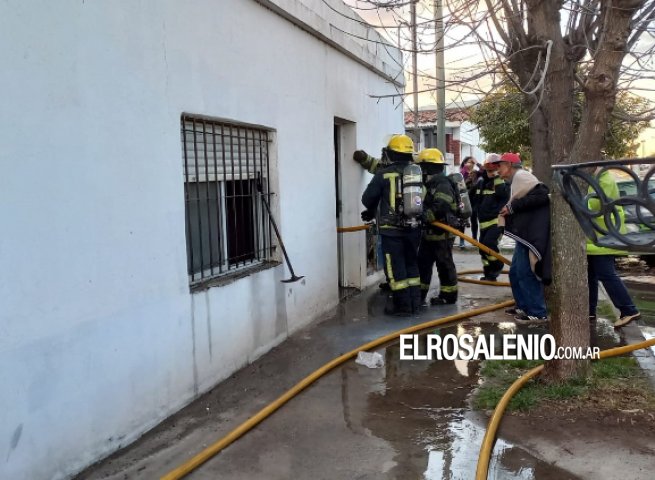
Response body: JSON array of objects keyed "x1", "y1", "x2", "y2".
[{"x1": 587, "y1": 169, "x2": 640, "y2": 328}]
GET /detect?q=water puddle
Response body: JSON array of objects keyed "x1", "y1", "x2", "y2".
[
  {"x1": 339, "y1": 326, "x2": 581, "y2": 479},
  {"x1": 626, "y1": 280, "x2": 655, "y2": 355}
]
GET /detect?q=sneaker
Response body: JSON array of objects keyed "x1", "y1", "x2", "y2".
[
  {"x1": 505, "y1": 307, "x2": 525, "y2": 316},
  {"x1": 613, "y1": 312, "x2": 641, "y2": 328},
  {"x1": 514, "y1": 313, "x2": 548, "y2": 324}
]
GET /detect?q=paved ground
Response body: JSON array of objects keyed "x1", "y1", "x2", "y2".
[{"x1": 77, "y1": 250, "x2": 655, "y2": 480}]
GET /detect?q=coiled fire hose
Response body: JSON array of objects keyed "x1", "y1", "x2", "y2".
[{"x1": 162, "y1": 222, "x2": 654, "y2": 480}]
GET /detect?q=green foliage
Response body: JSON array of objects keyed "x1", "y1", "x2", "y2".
[
  {"x1": 468, "y1": 88, "x2": 532, "y2": 164},
  {"x1": 604, "y1": 93, "x2": 652, "y2": 157},
  {"x1": 592, "y1": 357, "x2": 639, "y2": 379},
  {"x1": 474, "y1": 383, "x2": 538, "y2": 411},
  {"x1": 474, "y1": 357, "x2": 651, "y2": 412},
  {"x1": 469, "y1": 85, "x2": 651, "y2": 160}
]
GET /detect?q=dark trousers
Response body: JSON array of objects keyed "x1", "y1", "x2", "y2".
[
  {"x1": 418, "y1": 237, "x2": 458, "y2": 302},
  {"x1": 381, "y1": 231, "x2": 421, "y2": 312},
  {"x1": 478, "y1": 224, "x2": 504, "y2": 279},
  {"x1": 587, "y1": 255, "x2": 638, "y2": 317}
]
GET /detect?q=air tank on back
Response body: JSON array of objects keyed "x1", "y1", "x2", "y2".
[
  {"x1": 402, "y1": 163, "x2": 423, "y2": 226},
  {"x1": 448, "y1": 171, "x2": 473, "y2": 219}
]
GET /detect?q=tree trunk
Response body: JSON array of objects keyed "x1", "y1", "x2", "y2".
[
  {"x1": 542, "y1": 190, "x2": 590, "y2": 381},
  {"x1": 542, "y1": 0, "x2": 640, "y2": 381},
  {"x1": 571, "y1": 0, "x2": 642, "y2": 162},
  {"x1": 521, "y1": 0, "x2": 592, "y2": 381},
  {"x1": 525, "y1": 106, "x2": 551, "y2": 183},
  {"x1": 497, "y1": 0, "x2": 642, "y2": 382}
]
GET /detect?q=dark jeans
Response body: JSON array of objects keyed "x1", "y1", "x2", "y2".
[
  {"x1": 587, "y1": 255, "x2": 638, "y2": 317},
  {"x1": 509, "y1": 243, "x2": 548, "y2": 317}
]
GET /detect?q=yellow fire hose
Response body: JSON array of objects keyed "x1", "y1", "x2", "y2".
[
  {"x1": 336, "y1": 221, "x2": 511, "y2": 265},
  {"x1": 336, "y1": 224, "x2": 371, "y2": 233},
  {"x1": 161, "y1": 300, "x2": 515, "y2": 480},
  {"x1": 162, "y1": 222, "x2": 653, "y2": 480},
  {"x1": 334, "y1": 222, "x2": 655, "y2": 480},
  {"x1": 428, "y1": 221, "x2": 512, "y2": 266},
  {"x1": 475, "y1": 337, "x2": 655, "y2": 479}
]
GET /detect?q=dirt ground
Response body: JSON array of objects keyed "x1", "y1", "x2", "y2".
[
  {"x1": 492, "y1": 372, "x2": 655, "y2": 479},
  {"x1": 498, "y1": 407, "x2": 655, "y2": 479},
  {"x1": 616, "y1": 256, "x2": 655, "y2": 276}
]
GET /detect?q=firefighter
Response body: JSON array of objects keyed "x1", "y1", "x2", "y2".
[
  {"x1": 472, "y1": 153, "x2": 510, "y2": 280},
  {"x1": 361, "y1": 134, "x2": 422, "y2": 316},
  {"x1": 416, "y1": 148, "x2": 459, "y2": 305},
  {"x1": 354, "y1": 147, "x2": 393, "y2": 290},
  {"x1": 353, "y1": 149, "x2": 388, "y2": 174}
]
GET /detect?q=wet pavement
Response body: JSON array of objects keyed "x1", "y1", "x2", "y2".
[
  {"x1": 621, "y1": 279, "x2": 655, "y2": 382},
  {"x1": 77, "y1": 251, "x2": 653, "y2": 480}
]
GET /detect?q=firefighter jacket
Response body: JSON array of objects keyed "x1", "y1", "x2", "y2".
[
  {"x1": 472, "y1": 171, "x2": 510, "y2": 228},
  {"x1": 422, "y1": 173, "x2": 458, "y2": 241},
  {"x1": 361, "y1": 160, "x2": 414, "y2": 236},
  {"x1": 356, "y1": 153, "x2": 390, "y2": 174}
]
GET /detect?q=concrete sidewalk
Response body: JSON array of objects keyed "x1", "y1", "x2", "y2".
[{"x1": 77, "y1": 251, "x2": 653, "y2": 480}]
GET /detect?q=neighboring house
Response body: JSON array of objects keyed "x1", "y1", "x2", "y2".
[
  {"x1": 405, "y1": 101, "x2": 487, "y2": 167},
  {"x1": 0, "y1": 1, "x2": 403, "y2": 478}
]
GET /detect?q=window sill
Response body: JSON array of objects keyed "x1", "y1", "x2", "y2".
[{"x1": 189, "y1": 260, "x2": 282, "y2": 293}]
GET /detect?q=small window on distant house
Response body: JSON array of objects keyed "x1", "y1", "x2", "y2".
[{"x1": 181, "y1": 115, "x2": 273, "y2": 285}]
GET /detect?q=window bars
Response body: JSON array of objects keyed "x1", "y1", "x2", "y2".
[
  {"x1": 553, "y1": 158, "x2": 655, "y2": 253},
  {"x1": 181, "y1": 115, "x2": 273, "y2": 284}
]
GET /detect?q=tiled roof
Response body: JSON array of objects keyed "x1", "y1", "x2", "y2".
[{"x1": 404, "y1": 108, "x2": 470, "y2": 125}]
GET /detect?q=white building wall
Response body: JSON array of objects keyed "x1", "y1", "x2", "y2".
[
  {"x1": 0, "y1": 1, "x2": 403, "y2": 478},
  {"x1": 453, "y1": 120, "x2": 486, "y2": 164}
]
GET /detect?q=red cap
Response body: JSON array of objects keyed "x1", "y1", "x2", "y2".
[{"x1": 500, "y1": 152, "x2": 521, "y2": 164}]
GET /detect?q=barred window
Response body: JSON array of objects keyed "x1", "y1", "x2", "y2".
[{"x1": 181, "y1": 115, "x2": 273, "y2": 285}]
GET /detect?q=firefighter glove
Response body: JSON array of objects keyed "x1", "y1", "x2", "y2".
[
  {"x1": 353, "y1": 150, "x2": 369, "y2": 164},
  {"x1": 361, "y1": 209, "x2": 375, "y2": 222}
]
